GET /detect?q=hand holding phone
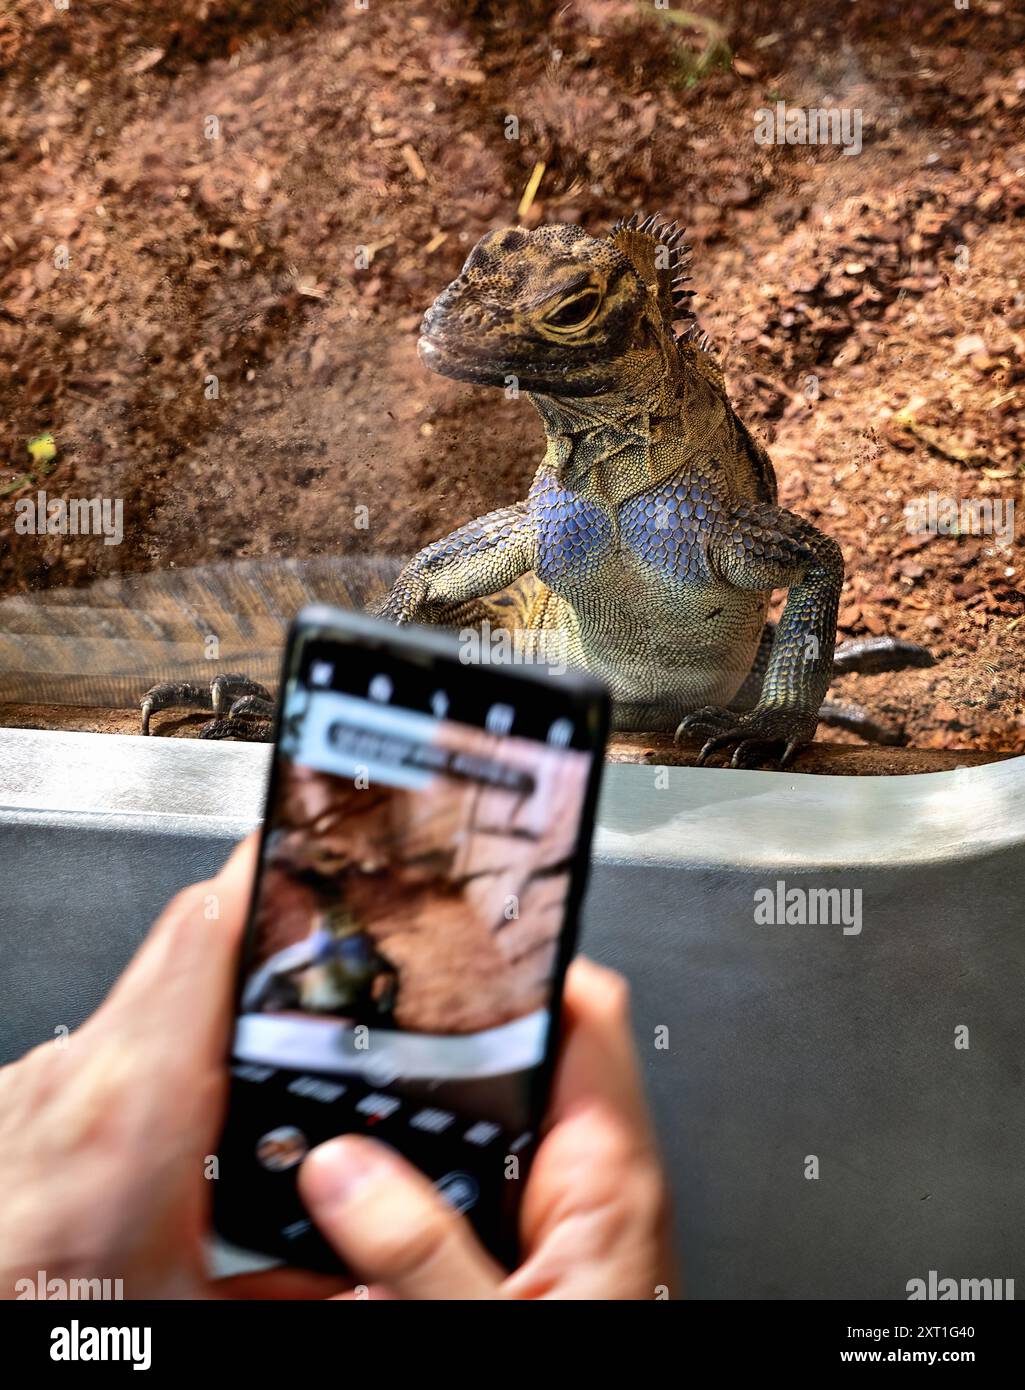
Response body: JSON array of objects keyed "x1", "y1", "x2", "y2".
[
  {"x1": 295, "y1": 954, "x2": 672, "y2": 1299},
  {"x1": 0, "y1": 835, "x2": 671, "y2": 1301},
  {"x1": 214, "y1": 606, "x2": 610, "y2": 1270}
]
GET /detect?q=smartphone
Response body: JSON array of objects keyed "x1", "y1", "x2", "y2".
[{"x1": 213, "y1": 605, "x2": 609, "y2": 1272}]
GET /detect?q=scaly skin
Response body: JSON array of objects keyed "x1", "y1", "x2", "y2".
[{"x1": 378, "y1": 216, "x2": 847, "y2": 767}]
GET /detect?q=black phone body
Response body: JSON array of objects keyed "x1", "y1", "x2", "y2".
[{"x1": 213, "y1": 605, "x2": 610, "y2": 1272}]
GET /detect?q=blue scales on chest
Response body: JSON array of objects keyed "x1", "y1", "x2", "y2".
[
  {"x1": 618, "y1": 478, "x2": 721, "y2": 582},
  {"x1": 530, "y1": 478, "x2": 615, "y2": 584}
]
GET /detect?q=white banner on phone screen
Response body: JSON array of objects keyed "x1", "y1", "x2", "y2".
[{"x1": 233, "y1": 1009, "x2": 548, "y2": 1080}]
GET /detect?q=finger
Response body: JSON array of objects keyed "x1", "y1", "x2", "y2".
[
  {"x1": 548, "y1": 957, "x2": 656, "y2": 1145},
  {"x1": 298, "y1": 1136, "x2": 504, "y2": 1300},
  {"x1": 505, "y1": 1102, "x2": 672, "y2": 1300},
  {"x1": 515, "y1": 958, "x2": 674, "y2": 1287}
]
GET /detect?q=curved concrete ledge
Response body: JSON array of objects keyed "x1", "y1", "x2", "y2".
[
  {"x1": 3, "y1": 726, "x2": 1021, "y2": 869},
  {"x1": 596, "y1": 755, "x2": 1025, "y2": 871},
  {"x1": 1, "y1": 727, "x2": 1022, "y2": 1299}
]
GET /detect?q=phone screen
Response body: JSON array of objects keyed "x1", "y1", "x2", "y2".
[{"x1": 214, "y1": 608, "x2": 608, "y2": 1271}]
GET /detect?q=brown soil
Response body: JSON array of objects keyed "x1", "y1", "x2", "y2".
[{"x1": 1, "y1": 0, "x2": 1023, "y2": 754}]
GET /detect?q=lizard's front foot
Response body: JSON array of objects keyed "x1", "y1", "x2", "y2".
[
  {"x1": 675, "y1": 705, "x2": 818, "y2": 769},
  {"x1": 140, "y1": 674, "x2": 274, "y2": 741}
]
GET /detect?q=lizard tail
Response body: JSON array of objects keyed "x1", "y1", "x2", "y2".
[
  {"x1": 817, "y1": 700, "x2": 905, "y2": 746},
  {"x1": 832, "y1": 635, "x2": 936, "y2": 676},
  {"x1": 0, "y1": 555, "x2": 400, "y2": 707}
]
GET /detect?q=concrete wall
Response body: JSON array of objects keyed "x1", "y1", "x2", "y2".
[{"x1": 1, "y1": 727, "x2": 1022, "y2": 1299}]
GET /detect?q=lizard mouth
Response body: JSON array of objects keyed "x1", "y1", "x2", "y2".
[
  {"x1": 417, "y1": 332, "x2": 511, "y2": 385},
  {"x1": 416, "y1": 334, "x2": 447, "y2": 368},
  {"x1": 417, "y1": 328, "x2": 606, "y2": 396}
]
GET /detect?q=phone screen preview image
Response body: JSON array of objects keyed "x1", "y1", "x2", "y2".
[{"x1": 213, "y1": 611, "x2": 609, "y2": 1272}]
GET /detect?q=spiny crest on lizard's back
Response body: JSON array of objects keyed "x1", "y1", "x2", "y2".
[{"x1": 417, "y1": 217, "x2": 696, "y2": 398}]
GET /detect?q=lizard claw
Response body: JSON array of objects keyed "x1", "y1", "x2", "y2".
[
  {"x1": 674, "y1": 706, "x2": 737, "y2": 743},
  {"x1": 726, "y1": 737, "x2": 772, "y2": 770},
  {"x1": 695, "y1": 728, "x2": 751, "y2": 766},
  {"x1": 779, "y1": 737, "x2": 803, "y2": 769}
]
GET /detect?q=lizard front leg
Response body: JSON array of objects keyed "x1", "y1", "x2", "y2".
[
  {"x1": 731, "y1": 623, "x2": 930, "y2": 745},
  {"x1": 376, "y1": 503, "x2": 535, "y2": 625},
  {"x1": 677, "y1": 503, "x2": 843, "y2": 767}
]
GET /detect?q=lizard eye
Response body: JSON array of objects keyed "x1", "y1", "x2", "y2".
[{"x1": 544, "y1": 287, "x2": 601, "y2": 332}]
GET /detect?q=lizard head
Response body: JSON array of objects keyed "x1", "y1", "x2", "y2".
[{"x1": 418, "y1": 216, "x2": 695, "y2": 398}]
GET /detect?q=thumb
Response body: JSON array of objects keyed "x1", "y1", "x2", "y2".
[{"x1": 298, "y1": 1136, "x2": 504, "y2": 1300}]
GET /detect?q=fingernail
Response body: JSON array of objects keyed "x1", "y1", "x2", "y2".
[{"x1": 302, "y1": 1137, "x2": 391, "y2": 1208}]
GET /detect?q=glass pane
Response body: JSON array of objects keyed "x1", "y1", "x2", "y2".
[{"x1": 1, "y1": 1, "x2": 1021, "y2": 770}]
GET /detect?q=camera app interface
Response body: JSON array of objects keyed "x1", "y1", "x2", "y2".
[{"x1": 216, "y1": 633, "x2": 595, "y2": 1267}]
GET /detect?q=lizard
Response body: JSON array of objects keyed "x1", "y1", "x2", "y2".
[
  {"x1": 124, "y1": 216, "x2": 930, "y2": 754},
  {"x1": 373, "y1": 214, "x2": 933, "y2": 767}
]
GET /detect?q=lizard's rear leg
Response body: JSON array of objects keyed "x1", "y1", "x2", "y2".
[
  {"x1": 418, "y1": 577, "x2": 573, "y2": 680},
  {"x1": 199, "y1": 692, "x2": 276, "y2": 741},
  {"x1": 419, "y1": 588, "x2": 530, "y2": 631},
  {"x1": 417, "y1": 573, "x2": 553, "y2": 635}
]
